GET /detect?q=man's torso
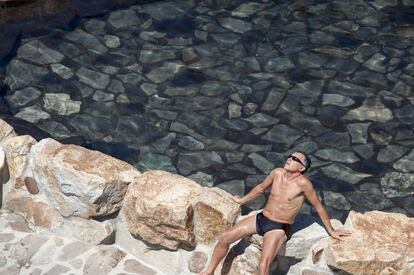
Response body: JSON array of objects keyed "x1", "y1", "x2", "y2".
[{"x1": 262, "y1": 168, "x2": 306, "y2": 224}]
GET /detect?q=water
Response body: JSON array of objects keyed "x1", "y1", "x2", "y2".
[{"x1": 0, "y1": 0, "x2": 413, "y2": 229}]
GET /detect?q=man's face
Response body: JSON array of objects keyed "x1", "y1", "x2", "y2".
[{"x1": 284, "y1": 152, "x2": 306, "y2": 173}]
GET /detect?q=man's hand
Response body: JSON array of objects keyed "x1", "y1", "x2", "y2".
[
  {"x1": 330, "y1": 228, "x2": 352, "y2": 241},
  {"x1": 231, "y1": 195, "x2": 243, "y2": 204}
]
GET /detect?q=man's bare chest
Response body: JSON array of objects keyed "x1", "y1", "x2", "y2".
[{"x1": 270, "y1": 179, "x2": 304, "y2": 202}]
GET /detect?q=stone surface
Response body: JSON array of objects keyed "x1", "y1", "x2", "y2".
[
  {"x1": 326, "y1": 211, "x2": 414, "y2": 275},
  {"x1": 17, "y1": 40, "x2": 64, "y2": 65},
  {"x1": 43, "y1": 93, "x2": 81, "y2": 116},
  {"x1": 27, "y1": 138, "x2": 140, "y2": 218},
  {"x1": 123, "y1": 170, "x2": 200, "y2": 250}
]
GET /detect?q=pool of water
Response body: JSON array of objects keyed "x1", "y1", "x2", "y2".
[{"x1": 0, "y1": 0, "x2": 413, "y2": 221}]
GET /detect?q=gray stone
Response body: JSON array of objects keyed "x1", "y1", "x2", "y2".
[
  {"x1": 118, "y1": 73, "x2": 141, "y2": 86},
  {"x1": 347, "y1": 123, "x2": 371, "y2": 144},
  {"x1": 97, "y1": 65, "x2": 120, "y2": 75},
  {"x1": 310, "y1": 30, "x2": 335, "y2": 44},
  {"x1": 207, "y1": 139, "x2": 239, "y2": 151},
  {"x1": 289, "y1": 81, "x2": 323, "y2": 102},
  {"x1": 84, "y1": 102, "x2": 115, "y2": 118},
  {"x1": 74, "y1": 82, "x2": 94, "y2": 98},
  {"x1": 343, "y1": 97, "x2": 393, "y2": 122},
  {"x1": 146, "y1": 62, "x2": 184, "y2": 83},
  {"x1": 50, "y1": 64, "x2": 74, "y2": 79},
  {"x1": 392, "y1": 81, "x2": 412, "y2": 97},
  {"x1": 393, "y1": 150, "x2": 414, "y2": 172},
  {"x1": 394, "y1": 105, "x2": 414, "y2": 124},
  {"x1": 108, "y1": 9, "x2": 140, "y2": 29},
  {"x1": 264, "y1": 57, "x2": 295, "y2": 72},
  {"x1": 103, "y1": 35, "x2": 121, "y2": 48},
  {"x1": 140, "y1": 83, "x2": 158, "y2": 96},
  {"x1": 219, "y1": 17, "x2": 252, "y2": 33},
  {"x1": 139, "y1": 1, "x2": 190, "y2": 20},
  {"x1": 321, "y1": 163, "x2": 371, "y2": 184},
  {"x1": 43, "y1": 93, "x2": 81, "y2": 115},
  {"x1": 381, "y1": 172, "x2": 414, "y2": 198},
  {"x1": 65, "y1": 29, "x2": 107, "y2": 54},
  {"x1": 170, "y1": 122, "x2": 208, "y2": 144},
  {"x1": 323, "y1": 191, "x2": 351, "y2": 210},
  {"x1": 228, "y1": 102, "x2": 242, "y2": 119},
  {"x1": 151, "y1": 133, "x2": 176, "y2": 152},
  {"x1": 241, "y1": 144, "x2": 272, "y2": 153},
  {"x1": 5, "y1": 87, "x2": 41, "y2": 109},
  {"x1": 327, "y1": 81, "x2": 374, "y2": 97},
  {"x1": 243, "y1": 113, "x2": 279, "y2": 127},
  {"x1": 164, "y1": 86, "x2": 198, "y2": 96},
  {"x1": 248, "y1": 153, "x2": 274, "y2": 174},
  {"x1": 231, "y1": 2, "x2": 266, "y2": 17},
  {"x1": 139, "y1": 31, "x2": 166, "y2": 41},
  {"x1": 317, "y1": 132, "x2": 350, "y2": 149},
  {"x1": 288, "y1": 141, "x2": 319, "y2": 154},
  {"x1": 225, "y1": 152, "x2": 245, "y2": 163},
  {"x1": 181, "y1": 47, "x2": 198, "y2": 62},
  {"x1": 177, "y1": 152, "x2": 224, "y2": 175},
  {"x1": 322, "y1": 94, "x2": 355, "y2": 107},
  {"x1": 83, "y1": 18, "x2": 106, "y2": 35},
  {"x1": 243, "y1": 103, "x2": 258, "y2": 116},
  {"x1": 215, "y1": 179, "x2": 245, "y2": 197},
  {"x1": 211, "y1": 33, "x2": 240, "y2": 47},
  {"x1": 298, "y1": 52, "x2": 329, "y2": 68},
  {"x1": 76, "y1": 67, "x2": 110, "y2": 89},
  {"x1": 363, "y1": 53, "x2": 387, "y2": 73},
  {"x1": 139, "y1": 49, "x2": 177, "y2": 64},
  {"x1": 262, "y1": 124, "x2": 303, "y2": 147},
  {"x1": 200, "y1": 81, "x2": 231, "y2": 97},
  {"x1": 93, "y1": 91, "x2": 114, "y2": 102},
  {"x1": 314, "y1": 149, "x2": 359, "y2": 163},
  {"x1": 352, "y1": 144, "x2": 375, "y2": 159},
  {"x1": 18, "y1": 40, "x2": 64, "y2": 65},
  {"x1": 150, "y1": 109, "x2": 178, "y2": 120},
  {"x1": 5, "y1": 60, "x2": 49, "y2": 90},
  {"x1": 228, "y1": 163, "x2": 257, "y2": 174},
  {"x1": 69, "y1": 114, "x2": 112, "y2": 139},
  {"x1": 136, "y1": 153, "x2": 176, "y2": 173},
  {"x1": 15, "y1": 106, "x2": 50, "y2": 123},
  {"x1": 377, "y1": 145, "x2": 410, "y2": 163},
  {"x1": 346, "y1": 183, "x2": 394, "y2": 210},
  {"x1": 178, "y1": 136, "x2": 205, "y2": 150},
  {"x1": 114, "y1": 116, "x2": 165, "y2": 146},
  {"x1": 37, "y1": 120, "x2": 74, "y2": 139},
  {"x1": 188, "y1": 172, "x2": 214, "y2": 187},
  {"x1": 261, "y1": 89, "x2": 285, "y2": 112},
  {"x1": 289, "y1": 112, "x2": 330, "y2": 136}
]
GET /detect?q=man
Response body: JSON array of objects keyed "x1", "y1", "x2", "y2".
[{"x1": 200, "y1": 151, "x2": 351, "y2": 275}]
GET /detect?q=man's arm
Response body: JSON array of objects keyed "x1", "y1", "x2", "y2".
[
  {"x1": 233, "y1": 169, "x2": 277, "y2": 205},
  {"x1": 301, "y1": 179, "x2": 352, "y2": 240}
]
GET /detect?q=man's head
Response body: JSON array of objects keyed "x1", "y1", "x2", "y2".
[{"x1": 284, "y1": 151, "x2": 311, "y2": 174}]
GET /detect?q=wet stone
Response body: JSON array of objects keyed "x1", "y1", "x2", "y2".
[
  {"x1": 92, "y1": 91, "x2": 114, "y2": 102},
  {"x1": 243, "y1": 113, "x2": 279, "y2": 128},
  {"x1": 15, "y1": 105, "x2": 51, "y2": 123},
  {"x1": 241, "y1": 144, "x2": 272, "y2": 153},
  {"x1": 317, "y1": 132, "x2": 350, "y2": 150},
  {"x1": 298, "y1": 52, "x2": 329, "y2": 68},
  {"x1": 5, "y1": 87, "x2": 42, "y2": 109},
  {"x1": 248, "y1": 153, "x2": 274, "y2": 174},
  {"x1": 261, "y1": 89, "x2": 285, "y2": 112},
  {"x1": 188, "y1": 172, "x2": 214, "y2": 187},
  {"x1": 228, "y1": 102, "x2": 242, "y2": 119},
  {"x1": 232, "y1": 2, "x2": 267, "y2": 17},
  {"x1": 37, "y1": 120, "x2": 73, "y2": 139},
  {"x1": 43, "y1": 93, "x2": 81, "y2": 115},
  {"x1": 146, "y1": 62, "x2": 184, "y2": 83},
  {"x1": 346, "y1": 183, "x2": 394, "y2": 210},
  {"x1": 103, "y1": 35, "x2": 121, "y2": 48},
  {"x1": 263, "y1": 124, "x2": 303, "y2": 147},
  {"x1": 219, "y1": 17, "x2": 252, "y2": 33},
  {"x1": 108, "y1": 9, "x2": 140, "y2": 29},
  {"x1": 343, "y1": 98, "x2": 393, "y2": 122},
  {"x1": 139, "y1": 49, "x2": 177, "y2": 64},
  {"x1": 243, "y1": 103, "x2": 258, "y2": 116},
  {"x1": 178, "y1": 135, "x2": 205, "y2": 150},
  {"x1": 76, "y1": 67, "x2": 110, "y2": 89},
  {"x1": 18, "y1": 40, "x2": 65, "y2": 65},
  {"x1": 393, "y1": 150, "x2": 414, "y2": 172},
  {"x1": 377, "y1": 145, "x2": 410, "y2": 163},
  {"x1": 69, "y1": 114, "x2": 112, "y2": 139},
  {"x1": 51, "y1": 64, "x2": 74, "y2": 79},
  {"x1": 347, "y1": 123, "x2": 371, "y2": 144},
  {"x1": 215, "y1": 179, "x2": 245, "y2": 197},
  {"x1": 394, "y1": 105, "x2": 414, "y2": 124},
  {"x1": 363, "y1": 53, "x2": 387, "y2": 72},
  {"x1": 392, "y1": 81, "x2": 412, "y2": 97},
  {"x1": 136, "y1": 153, "x2": 176, "y2": 173},
  {"x1": 65, "y1": 29, "x2": 107, "y2": 54},
  {"x1": 177, "y1": 151, "x2": 224, "y2": 175},
  {"x1": 289, "y1": 112, "x2": 330, "y2": 136},
  {"x1": 5, "y1": 60, "x2": 49, "y2": 90},
  {"x1": 322, "y1": 94, "x2": 355, "y2": 107},
  {"x1": 323, "y1": 191, "x2": 351, "y2": 210},
  {"x1": 83, "y1": 18, "x2": 106, "y2": 35},
  {"x1": 321, "y1": 163, "x2": 371, "y2": 184},
  {"x1": 381, "y1": 172, "x2": 414, "y2": 198},
  {"x1": 264, "y1": 57, "x2": 295, "y2": 72},
  {"x1": 314, "y1": 148, "x2": 359, "y2": 163}
]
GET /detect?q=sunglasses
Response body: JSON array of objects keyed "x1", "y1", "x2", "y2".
[{"x1": 287, "y1": 154, "x2": 305, "y2": 167}]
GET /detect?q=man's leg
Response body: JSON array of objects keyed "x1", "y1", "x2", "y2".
[
  {"x1": 200, "y1": 214, "x2": 258, "y2": 275},
  {"x1": 258, "y1": 229, "x2": 287, "y2": 275}
]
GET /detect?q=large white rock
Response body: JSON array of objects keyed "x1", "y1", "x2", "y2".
[
  {"x1": 123, "y1": 170, "x2": 201, "y2": 250},
  {"x1": 26, "y1": 138, "x2": 140, "y2": 218},
  {"x1": 1, "y1": 135, "x2": 36, "y2": 187},
  {"x1": 0, "y1": 119, "x2": 17, "y2": 143},
  {"x1": 325, "y1": 210, "x2": 414, "y2": 275},
  {"x1": 4, "y1": 187, "x2": 115, "y2": 245}
]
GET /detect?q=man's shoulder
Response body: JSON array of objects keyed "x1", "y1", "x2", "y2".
[
  {"x1": 271, "y1": 168, "x2": 285, "y2": 176},
  {"x1": 297, "y1": 175, "x2": 312, "y2": 187}
]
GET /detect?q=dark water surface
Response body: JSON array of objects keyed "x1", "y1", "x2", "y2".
[{"x1": 0, "y1": 0, "x2": 413, "y2": 227}]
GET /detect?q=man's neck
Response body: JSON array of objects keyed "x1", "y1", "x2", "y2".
[{"x1": 285, "y1": 169, "x2": 301, "y2": 181}]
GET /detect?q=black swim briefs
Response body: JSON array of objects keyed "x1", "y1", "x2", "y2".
[{"x1": 256, "y1": 211, "x2": 290, "y2": 237}]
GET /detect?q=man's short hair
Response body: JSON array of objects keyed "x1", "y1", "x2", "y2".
[{"x1": 296, "y1": 151, "x2": 311, "y2": 174}]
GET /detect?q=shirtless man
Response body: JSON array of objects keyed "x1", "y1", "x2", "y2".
[{"x1": 200, "y1": 151, "x2": 351, "y2": 275}]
